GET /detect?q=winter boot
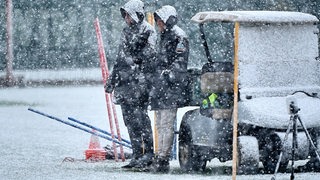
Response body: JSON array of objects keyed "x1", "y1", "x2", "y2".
[
  {"x1": 150, "y1": 156, "x2": 170, "y2": 173},
  {"x1": 121, "y1": 135, "x2": 142, "y2": 169},
  {"x1": 133, "y1": 153, "x2": 154, "y2": 168},
  {"x1": 121, "y1": 158, "x2": 139, "y2": 169}
]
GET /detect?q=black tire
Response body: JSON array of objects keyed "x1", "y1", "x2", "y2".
[
  {"x1": 237, "y1": 136, "x2": 260, "y2": 175},
  {"x1": 178, "y1": 122, "x2": 207, "y2": 172},
  {"x1": 261, "y1": 134, "x2": 289, "y2": 173}
]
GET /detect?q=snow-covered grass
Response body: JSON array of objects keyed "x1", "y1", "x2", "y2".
[
  {"x1": 0, "y1": 68, "x2": 102, "y2": 81},
  {"x1": 0, "y1": 85, "x2": 319, "y2": 180}
]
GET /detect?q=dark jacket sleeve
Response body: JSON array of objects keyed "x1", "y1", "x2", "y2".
[
  {"x1": 127, "y1": 28, "x2": 156, "y2": 74},
  {"x1": 105, "y1": 30, "x2": 128, "y2": 93},
  {"x1": 167, "y1": 37, "x2": 189, "y2": 82},
  {"x1": 105, "y1": 51, "x2": 121, "y2": 93}
]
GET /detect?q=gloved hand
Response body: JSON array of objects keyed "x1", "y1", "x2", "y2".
[
  {"x1": 131, "y1": 30, "x2": 150, "y2": 51},
  {"x1": 104, "y1": 79, "x2": 114, "y2": 93},
  {"x1": 160, "y1": 69, "x2": 170, "y2": 81},
  {"x1": 161, "y1": 69, "x2": 170, "y2": 76},
  {"x1": 161, "y1": 69, "x2": 175, "y2": 82}
]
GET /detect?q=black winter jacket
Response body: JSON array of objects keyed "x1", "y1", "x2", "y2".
[
  {"x1": 150, "y1": 25, "x2": 189, "y2": 110},
  {"x1": 106, "y1": 21, "x2": 157, "y2": 106}
]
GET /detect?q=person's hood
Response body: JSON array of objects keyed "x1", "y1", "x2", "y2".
[
  {"x1": 154, "y1": 5, "x2": 177, "y2": 28},
  {"x1": 120, "y1": 0, "x2": 145, "y2": 23}
]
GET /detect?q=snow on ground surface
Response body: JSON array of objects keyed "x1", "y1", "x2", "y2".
[
  {"x1": 0, "y1": 68, "x2": 102, "y2": 81},
  {"x1": 1, "y1": 85, "x2": 319, "y2": 180}
]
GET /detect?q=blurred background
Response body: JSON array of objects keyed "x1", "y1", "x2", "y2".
[{"x1": 0, "y1": 0, "x2": 319, "y2": 86}]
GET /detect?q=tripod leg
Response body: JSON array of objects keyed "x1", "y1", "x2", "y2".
[
  {"x1": 272, "y1": 116, "x2": 293, "y2": 180},
  {"x1": 290, "y1": 115, "x2": 298, "y2": 180},
  {"x1": 297, "y1": 115, "x2": 320, "y2": 163}
]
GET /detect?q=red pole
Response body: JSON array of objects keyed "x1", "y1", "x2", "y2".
[
  {"x1": 110, "y1": 95, "x2": 125, "y2": 161},
  {"x1": 94, "y1": 18, "x2": 125, "y2": 162},
  {"x1": 5, "y1": 0, "x2": 14, "y2": 86}
]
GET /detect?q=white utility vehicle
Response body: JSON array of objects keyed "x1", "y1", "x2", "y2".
[{"x1": 179, "y1": 11, "x2": 320, "y2": 174}]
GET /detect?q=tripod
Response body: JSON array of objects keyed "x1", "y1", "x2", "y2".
[{"x1": 272, "y1": 101, "x2": 320, "y2": 180}]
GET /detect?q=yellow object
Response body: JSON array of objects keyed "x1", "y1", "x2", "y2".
[
  {"x1": 146, "y1": 12, "x2": 154, "y2": 26},
  {"x1": 154, "y1": 111, "x2": 158, "y2": 155},
  {"x1": 202, "y1": 93, "x2": 218, "y2": 108},
  {"x1": 208, "y1": 93, "x2": 218, "y2": 106},
  {"x1": 232, "y1": 22, "x2": 240, "y2": 180},
  {"x1": 202, "y1": 99, "x2": 208, "y2": 108}
]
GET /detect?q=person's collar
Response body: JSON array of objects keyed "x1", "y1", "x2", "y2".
[{"x1": 128, "y1": 21, "x2": 142, "y2": 32}]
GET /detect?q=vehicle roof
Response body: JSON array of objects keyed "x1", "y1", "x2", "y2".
[{"x1": 191, "y1": 11, "x2": 319, "y2": 24}]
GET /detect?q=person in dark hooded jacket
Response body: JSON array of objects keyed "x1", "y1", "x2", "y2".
[
  {"x1": 105, "y1": 0, "x2": 156, "y2": 169},
  {"x1": 149, "y1": 5, "x2": 189, "y2": 173}
]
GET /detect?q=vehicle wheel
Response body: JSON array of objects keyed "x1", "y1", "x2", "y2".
[
  {"x1": 261, "y1": 134, "x2": 289, "y2": 173},
  {"x1": 178, "y1": 122, "x2": 207, "y2": 172},
  {"x1": 237, "y1": 136, "x2": 259, "y2": 175}
]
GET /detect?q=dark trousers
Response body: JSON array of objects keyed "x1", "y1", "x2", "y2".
[{"x1": 121, "y1": 103, "x2": 154, "y2": 159}]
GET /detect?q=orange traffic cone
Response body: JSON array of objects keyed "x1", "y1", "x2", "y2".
[{"x1": 85, "y1": 130, "x2": 106, "y2": 161}]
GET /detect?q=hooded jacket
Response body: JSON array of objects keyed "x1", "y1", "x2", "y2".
[
  {"x1": 106, "y1": 0, "x2": 157, "y2": 106},
  {"x1": 150, "y1": 5, "x2": 190, "y2": 110},
  {"x1": 120, "y1": 0, "x2": 144, "y2": 24}
]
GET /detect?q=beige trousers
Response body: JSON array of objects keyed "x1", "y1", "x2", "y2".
[{"x1": 155, "y1": 108, "x2": 177, "y2": 158}]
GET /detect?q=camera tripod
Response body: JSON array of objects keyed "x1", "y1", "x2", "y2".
[{"x1": 271, "y1": 101, "x2": 320, "y2": 180}]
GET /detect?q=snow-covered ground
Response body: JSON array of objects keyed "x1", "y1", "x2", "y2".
[
  {"x1": 1, "y1": 85, "x2": 319, "y2": 180},
  {"x1": 0, "y1": 68, "x2": 102, "y2": 82}
]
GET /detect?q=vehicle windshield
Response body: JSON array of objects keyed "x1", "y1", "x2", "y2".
[{"x1": 200, "y1": 22, "x2": 234, "y2": 64}]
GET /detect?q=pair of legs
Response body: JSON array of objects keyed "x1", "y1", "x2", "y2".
[
  {"x1": 153, "y1": 108, "x2": 177, "y2": 172},
  {"x1": 121, "y1": 103, "x2": 154, "y2": 168}
]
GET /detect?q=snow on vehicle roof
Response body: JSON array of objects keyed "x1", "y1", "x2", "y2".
[{"x1": 191, "y1": 11, "x2": 319, "y2": 24}]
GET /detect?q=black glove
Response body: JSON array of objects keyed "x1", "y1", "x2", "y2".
[
  {"x1": 127, "y1": 31, "x2": 151, "y2": 58},
  {"x1": 161, "y1": 69, "x2": 176, "y2": 82},
  {"x1": 131, "y1": 30, "x2": 150, "y2": 49},
  {"x1": 105, "y1": 79, "x2": 114, "y2": 93},
  {"x1": 159, "y1": 70, "x2": 168, "y2": 83}
]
